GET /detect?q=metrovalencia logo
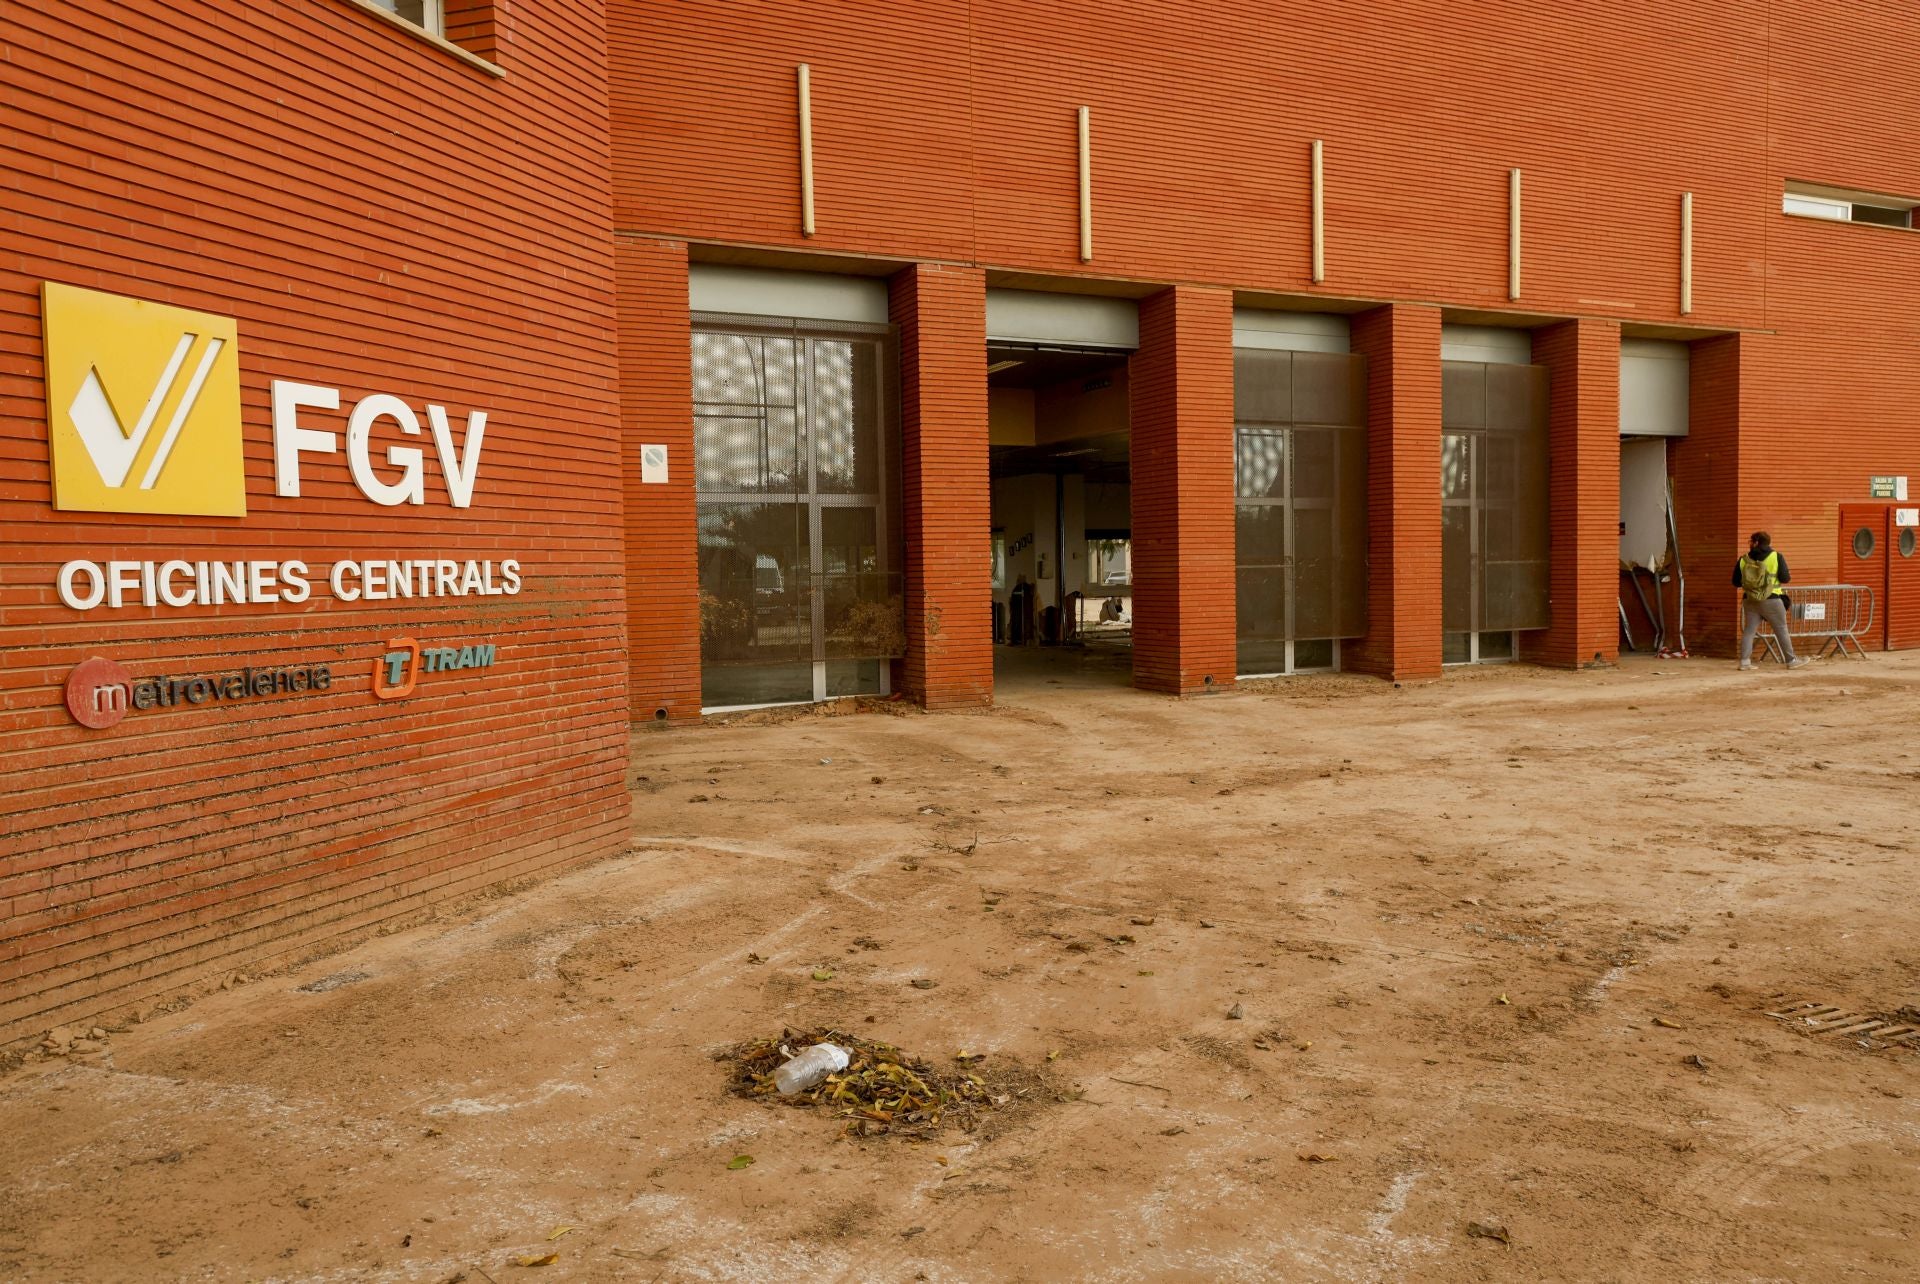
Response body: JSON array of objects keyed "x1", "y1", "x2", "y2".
[{"x1": 42, "y1": 282, "x2": 246, "y2": 517}]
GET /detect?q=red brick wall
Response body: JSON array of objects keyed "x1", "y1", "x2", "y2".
[
  {"x1": 1744, "y1": 231, "x2": 1920, "y2": 587},
  {"x1": 1130, "y1": 287, "x2": 1236, "y2": 695},
  {"x1": 616, "y1": 237, "x2": 701, "y2": 722},
  {"x1": 607, "y1": 1, "x2": 979, "y2": 262},
  {"x1": 1745, "y1": 3, "x2": 1920, "y2": 608},
  {"x1": 1348, "y1": 305, "x2": 1443, "y2": 681},
  {"x1": 1673, "y1": 335, "x2": 1746, "y2": 657},
  {"x1": 607, "y1": 2, "x2": 1767, "y2": 330},
  {"x1": 1527, "y1": 319, "x2": 1622, "y2": 668},
  {"x1": 605, "y1": 2, "x2": 1920, "y2": 655},
  {"x1": 890, "y1": 265, "x2": 993, "y2": 709},
  {"x1": 0, "y1": 0, "x2": 630, "y2": 1042}
]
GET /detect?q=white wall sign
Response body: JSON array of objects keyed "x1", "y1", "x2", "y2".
[
  {"x1": 272, "y1": 381, "x2": 488, "y2": 508},
  {"x1": 55, "y1": 556, "x2": 523, "y2": 611},
  {"x1": 640, "y1": 444, "x2": 669, "y2": 484}
]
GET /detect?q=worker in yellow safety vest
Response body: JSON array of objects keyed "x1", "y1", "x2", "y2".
[{"x1": 1733, "y1": 531, "x2": 1808, "y2": 671}]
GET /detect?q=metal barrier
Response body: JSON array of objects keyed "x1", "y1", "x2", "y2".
[{"x1": 1757, "y1": 584, "x2": 1877, "y2": 660}]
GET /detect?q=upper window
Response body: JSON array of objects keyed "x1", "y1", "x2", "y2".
[
  {"x1": 368, "y1": 0, "x2": 443, "y2": 36},
  {"x1": 343, "y1": 0, "x2": 502, "y2": 71},
  {"x1": 1783, "y1": 181, "x2": 1915, "y2": 229}
]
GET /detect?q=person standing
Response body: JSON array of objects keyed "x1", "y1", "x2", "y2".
[{"x1": 1734, "y1": 531, "x2": 1809, "y2": 670}]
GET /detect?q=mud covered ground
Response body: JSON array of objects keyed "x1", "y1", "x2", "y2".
[{"x1": 4, "y1": 651, "x2": 1919, "y2": 1282}]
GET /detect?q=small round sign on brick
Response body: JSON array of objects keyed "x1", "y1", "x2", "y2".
[{"x1": 65, "y1": 656, "x2": 135, "y2": 730}]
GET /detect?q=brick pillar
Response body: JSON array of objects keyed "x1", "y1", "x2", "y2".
[
  {"x1": 1347, "y1": 303, "x2": 1443, "y2": 680},
  {"x1": 615, "y1": 235, "x2": 701, "y2": 722},
  {"x1": 890, "y1": 263, "x2": 993, "y2": 709},
  {"x1": 1130, "y1": 285, "x2": 1236, "y2": 695},
  {"x1": 1524, "y1": 318, "x2": 1622, "y2": 668},
  {"x1": 1672, "y1": 333, "x2": 1745, "y2": 657}
]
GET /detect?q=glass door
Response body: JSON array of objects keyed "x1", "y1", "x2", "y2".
[
  {"x1": 1233, "y1": 349, "x2": 1367, "y2": 676},
  {"x1": 1441, "y1": 361, "x2": 1548, "y2": 664},
  {"x1": 693, "y1": 317, "x2": 900, "y2": 709},
  {"x1": 1440, "y1": 432, "x2": 1516, "y2": 664},
  {"x1": 1441, "y1": 430, "x2": 1478, "y2": 663}
]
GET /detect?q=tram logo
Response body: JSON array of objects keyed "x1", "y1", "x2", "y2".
[
  {"x1": 373, "y1": 637, "x2": 500, "y2": 701},
  {"x1": 41, "y1": 282, "x2": 246, "y2": 517}
]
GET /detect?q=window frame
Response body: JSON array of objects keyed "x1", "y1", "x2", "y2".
[
  {"x1": 386, "y1": 0, "x2": 443, "y2": 35},
  {"x1": 690, "y1": 312, "x2": 902, "y2": 712},
  {"x1": 1231, "y1": 348, "x2": 1369, "y2": 679},
  {"x1": 1850, "y1": 201, "x2": 1912, "y2": 229},
  {"x1": 1781, "y1": 191, "x2": 1850, "y2": 221},
  {"x1": 354, "y1": 0, "x2": 444, "y2": 37},
  {"x1": 336, "y1": 0, "x2": 504, "y2": 79},
  {"x1": 1782, "y1": 181, "x2": 1916, "y2": 230}
]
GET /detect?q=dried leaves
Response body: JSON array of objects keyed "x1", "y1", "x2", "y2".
[{"x1": 724, "y1": 1026, "x2": 1039, "y2": 1140}]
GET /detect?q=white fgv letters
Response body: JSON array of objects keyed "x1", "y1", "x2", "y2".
[
  {"x1": 270, "y1": 384, "x2": 491, "y2": 506},
  {"x1": 426, "y1": 405, "x2": 488, "y2": 509},
  {"x1": 271, "y1": 381, "x2": 340, "y2": 497},
  {"x1": 347, "y1": 394, "x2": 426, "y2": 506}
]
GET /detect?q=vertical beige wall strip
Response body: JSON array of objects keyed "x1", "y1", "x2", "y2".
[
  {"x1": 1680, "y1": 191, "x2": 1694, "y2": 315},
  {"x1": 1508, "y1": 168, "x2": 1522, "y2": 300},
  {"x1": 1311, "y1": 139, "x2": 1326, "y2": 283},
  {"x1": 798, "y1": 64, "x2": 816, "y2": 237},
  {"x1": 1078, "y1": 106, "x2": 1093, "y2": 262}
]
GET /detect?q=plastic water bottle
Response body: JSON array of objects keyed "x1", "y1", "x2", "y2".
[{"x1": 773, "y1": 1043, "x2": 850, "y2": 1095}]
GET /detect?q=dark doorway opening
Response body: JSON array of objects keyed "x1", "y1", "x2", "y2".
[{"x1": 987, "y1": 344, "x2": 1133, "y2": 691}]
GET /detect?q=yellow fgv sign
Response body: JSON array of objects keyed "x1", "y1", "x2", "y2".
[
  {"x1": 40, "y1": 282, "x2": 490, "y2": 516},
  {"x1": 42, "y1": 282, "x2": 246, "y2": 517}
]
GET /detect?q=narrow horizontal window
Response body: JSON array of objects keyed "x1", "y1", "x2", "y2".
[{"x1": 1784, "y1": 181, "x2": 1916, "y2": 229}]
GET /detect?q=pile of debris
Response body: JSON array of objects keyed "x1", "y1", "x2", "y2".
[{"x1": 723, "y1": 1026, "x2": 1041, "y2": 1139}]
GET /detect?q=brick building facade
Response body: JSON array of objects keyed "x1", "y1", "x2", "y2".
[
  {"x1": 1, "y1": 1, "x2": 633, "y2": 1041},
  {"x1": 610, "y1": 0, "x2": 1920, "y2": 706},
  {"x1": 6, "y1": 1, "x2": 1920, "y2": 1040}
]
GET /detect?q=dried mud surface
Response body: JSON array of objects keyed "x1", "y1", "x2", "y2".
[{"x1": 4, "y1": 652, "x2": 1920, "y2": 1282}]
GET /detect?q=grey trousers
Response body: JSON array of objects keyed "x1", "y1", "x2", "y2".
[{"x1": 1740, "y1": 595, "x2": 1797, "y2": 663}]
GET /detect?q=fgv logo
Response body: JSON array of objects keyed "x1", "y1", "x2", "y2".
[
  {"x1": 40, "y1": 282, "x2": 491, "y2": 517},
  {"x1": 42, "y1": 282, "x2": 246, "y2": 517}
]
